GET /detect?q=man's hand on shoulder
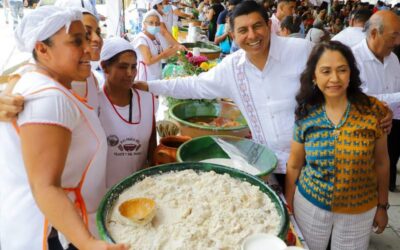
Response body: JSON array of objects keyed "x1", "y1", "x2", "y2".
[
  {"x1": 0, "y1": 74, "x2": 24, "y2": 121},
  {"x1": 133, "y1": 81, "x2": 149, "y2": 92},
  {"x1": 0, "y1": 94, "x2": 24, "y2": 121}
]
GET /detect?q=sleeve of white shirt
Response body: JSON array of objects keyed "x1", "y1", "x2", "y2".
[
  {"x1": 370, "y1": 92, "x2": 400, "y2": 105},
  {"x1": 17, "y1": 89, "x2": 81, "y2": 131},
  {"x1": 370, "y1": 92, "x2": 400, "y2": 118},
  {"x1": 147, "y1": 58, "x2": 233, "y2": 99},
  {"x1": 132, "y1": 36, "x2": 148, "y2": 50}
]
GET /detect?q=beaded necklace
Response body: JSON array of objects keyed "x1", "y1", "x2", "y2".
[{"x1": 323, "y1": 101, "x2": 351, "y2": 138}]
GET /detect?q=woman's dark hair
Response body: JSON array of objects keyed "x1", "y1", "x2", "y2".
[
  {"x1": 101, "y1": 50, "x2": 137, "y2": 69},
  {"x1": 223, "y1": 11, "x2": 233, "y2": 24},
  {"x1": 229, "y1": 0, "x2": 269, "y2": 29},
  {"x1": 152, "y1": 3, "x2": 161, "y2": 10},
  {"x1": 280, "y1": 15, "x2": 301, "y2": 34},
  {"x1": 32, "y1": 37, "x2": 52, "y2": 61},
  {"x1": 295, "y1": 40, "x2": 371, "y2": 121}
]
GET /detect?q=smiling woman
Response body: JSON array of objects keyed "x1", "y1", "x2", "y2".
[
  {"x1": 0, "y1": 6, "x2": 127, "y2": 250},
  {"x1": 82, "y1": 13, "x2": 103, "y2": 61},
  {"x1": 286, "y1": 41, "x2": 390, "y2": 250}
]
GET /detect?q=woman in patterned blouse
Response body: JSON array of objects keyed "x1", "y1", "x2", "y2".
[{"x1": 285, "y1": 41, "x2": 389, "y2": 250}]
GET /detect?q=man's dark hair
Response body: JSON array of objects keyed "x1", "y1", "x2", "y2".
[
  {"x1": 229, "y1": 0, "x2": 243, "y2": 6},
  {"x1": 277, "y1": 0, "x2": 296, "y2": 5},
  {"x1": 280, "y1": 15, "x2": 301, "y2": 33},
  {"x1": 229, "y1": 0, "x2": 269, "y2": 29},
  {"x1": 351, "y1": 9, "x2": 372, "y2": 24}
]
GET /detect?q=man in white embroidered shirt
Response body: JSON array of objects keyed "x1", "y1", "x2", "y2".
[
  {"x1": 351, "y1": 10, "x2": 400, "y2": 192},
  {"x1": 137, "y1": 0, "x2": 314, "y2": 179}
]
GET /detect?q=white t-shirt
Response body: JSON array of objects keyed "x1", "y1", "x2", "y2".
[
  {"x1": 132, "y1": 32, "x2": 163, "y2": 81},
  {"x1": 0, "y1": 72, "x2": 107, "y2": 249},
  {"x1": 331, "y1": 27, "x2": 365, "y2": 48}
]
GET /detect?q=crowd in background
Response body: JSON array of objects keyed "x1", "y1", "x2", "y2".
[{"x1": 123, "y1": 0, "x2": 400, "y2": 57}]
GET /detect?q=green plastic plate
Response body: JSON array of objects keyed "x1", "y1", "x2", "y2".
[
  {"x1": 177, "y1": 135, "x2": 278, "y2": 177},
  {"x1": 169, "y1": 101, "x2": 248, "y2": 131}
]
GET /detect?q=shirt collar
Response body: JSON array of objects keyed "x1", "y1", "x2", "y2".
[
  {"x1": 361, "y1": 38, "x2": 377, "y2": 62},
  {"x1": 361, "y1": 38, "x2": 389, "y2": 64}
]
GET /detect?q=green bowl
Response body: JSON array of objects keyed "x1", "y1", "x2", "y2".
[
  {"x1": 177, "y1": 135, "x2": 278, "y2": 177},
  {"x1": 96, "y1": 162, "x2": 289, "y2": 243},
  {"x1": 180, "y1": 41, "x2": 221, "y2": 51},
  {"x1": 180, "y1": 41, "x2": 222, "y2": 60},
  {"x1": 169, "y1": 101, "x2": 250, "y2": 138}
]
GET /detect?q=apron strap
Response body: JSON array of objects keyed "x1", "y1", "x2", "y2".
[
  {"x1": 42, "y1": 219, "x2": 49, "y2": 250},
  {"x1": 63, "y1": 187, "x2": 89, "y2": 226},
  {"x1": 138, "y1": 61, "x2": 148, "y2": 81}
]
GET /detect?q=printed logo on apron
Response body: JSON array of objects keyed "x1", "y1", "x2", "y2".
[
  {"x1": 107, "y1": 135, "x2": 119, "y2": 146},
  {"x1": 108, "y1": 135, "x2": 143, "y2": 156}
]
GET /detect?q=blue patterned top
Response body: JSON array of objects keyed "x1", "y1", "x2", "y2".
[{"x1": 294, "y1": 97, "x2": 387, "y2": 214}]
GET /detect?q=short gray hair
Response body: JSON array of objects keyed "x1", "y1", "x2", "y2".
[{"x1": 364, "y1": 15, "x2": 384, "y2": 37}]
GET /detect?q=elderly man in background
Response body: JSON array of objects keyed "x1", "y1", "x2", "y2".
[
  {"x1": 270, "y1": 0, "x2": 296, "y2": 35},
  {"x1": 352, "y1": 10, "x2": 400, "y2": 192},
  {"x1": 332, "y1": 9, "x2": 372, "y2": 47}
]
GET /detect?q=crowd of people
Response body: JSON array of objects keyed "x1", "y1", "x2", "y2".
[{"x1": 0, "y1": 0, "x2": 399, "y2": 250}]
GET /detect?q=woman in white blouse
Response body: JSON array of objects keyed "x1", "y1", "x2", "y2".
[{"x1": 0, "y1": 6, "x2": 127, "y2": 250}]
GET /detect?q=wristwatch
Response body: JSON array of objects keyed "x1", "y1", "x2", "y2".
[{"x1": 377, "y1": 202, "x2": 390, "y2": 211}]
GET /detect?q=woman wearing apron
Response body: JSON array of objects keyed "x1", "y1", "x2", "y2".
[
  {"x1": 99, "y1": 37, "x2": 157, "y2": 188},
  {"x1": 55, "y1": 0, "x2": 103, "y2": 109},
  {"x1": 0, "y1": 6, "x2": 127, "y2": 250},
  {"x1": 71, "y1": 8, "x2": 103, "y2": 109},
  {"x1": 132, "y1": 9, "x2": 180, "y2": 81}
]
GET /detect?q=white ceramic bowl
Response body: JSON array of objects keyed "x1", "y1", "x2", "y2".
[{"x1": 242, "y1": 233, "x2": 287, "y2": 250}]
